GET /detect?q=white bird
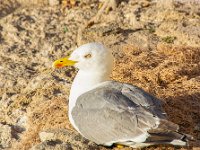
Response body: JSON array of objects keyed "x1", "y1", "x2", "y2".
[{"x1": 53, "y1": 42, "x2": 192, "y2": 148}]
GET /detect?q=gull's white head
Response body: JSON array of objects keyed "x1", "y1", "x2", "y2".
[
  {"x1": 53, "y1": 42, "x2": 114, "y2": 74},
  {"x1": 70, "y1": 43, "x2": 113, "y2": 72}
]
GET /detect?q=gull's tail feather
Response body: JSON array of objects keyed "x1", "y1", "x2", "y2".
[
  {"x1": 115, "y1": 131, "x2": 193, "y2": 149},
  {"x1": 115, "y1": 119, "x2": 194, "y2": 148},
  {"x1": 147, "y1": 131, "x2": 190, "y2": 145},
  {"x1": 146, "y1": 119, "x2": 194, "y2": 147},
  {"x1": 127, "y1": 132, "x2": 193, "y2": 148}
]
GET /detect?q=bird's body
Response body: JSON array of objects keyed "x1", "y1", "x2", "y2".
[{"x1": 53, "y1": 42, "x2": 192, "y2": 148}]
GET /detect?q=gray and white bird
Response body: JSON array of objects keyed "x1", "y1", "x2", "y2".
[{"x1": 53, "y1": 42, "x2": 192, "y2": 148}]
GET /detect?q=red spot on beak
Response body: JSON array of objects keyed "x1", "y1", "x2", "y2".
[{"x1": 56, "y1": 64, "x2": 63, "y2": 68}]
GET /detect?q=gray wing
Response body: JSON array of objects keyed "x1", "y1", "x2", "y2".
[
  {"x1": 120, "y1": 82, "x2": 167, "y2": 119},
  {"x1": 71, "y1": 81, "x2": 174, "y2": 145}
]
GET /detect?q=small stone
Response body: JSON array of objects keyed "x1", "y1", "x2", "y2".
[
  {"x1": 15, "y1": 115, "x2": 28, "y2": 132},
  {"x1": 49, "y1": 0, "x2": 59, "y2": 6},
  {"x1": 0, "y1": 124, "x2": 12, "y2": 148},
  {"x1": 32, "y1": 129, "x2": 103, "y2": 150},
  {"x1": 39, "y1": 131, "x2": 55, "y2": 142},
  {"x1": 140, "y1": 1, "x2": 150, "y2": 7}
]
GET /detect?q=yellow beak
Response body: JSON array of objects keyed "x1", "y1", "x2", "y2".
[{"x1": 52, "y1": 57, "x2": 77, "y2": 68}]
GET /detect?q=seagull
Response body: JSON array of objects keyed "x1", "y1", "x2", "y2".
[{"x1": 52, "y1": 42, "x2": 192, "y2": 148}]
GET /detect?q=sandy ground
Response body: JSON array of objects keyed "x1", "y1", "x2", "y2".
[{"x1": 0, "y1": 0, "x2": 200, "y2": 149}]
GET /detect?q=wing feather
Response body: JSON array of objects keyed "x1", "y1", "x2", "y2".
[{"x1": 72, "y1": 81, "x2": 163, "y2": 145}]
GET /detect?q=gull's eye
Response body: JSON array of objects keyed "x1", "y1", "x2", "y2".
[{"x1": 84, "y1": 53, "x2": 92, "y2": 59}]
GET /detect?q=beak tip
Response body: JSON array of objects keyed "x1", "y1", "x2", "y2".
[{"x1": 52, "y1": 57, "x2": 77, "y2": 69}]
